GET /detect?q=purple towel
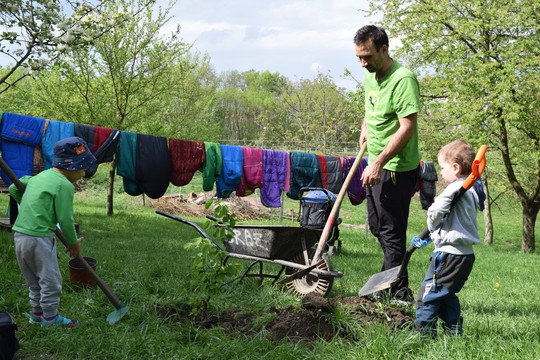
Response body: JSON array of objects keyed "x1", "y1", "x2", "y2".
[
  {"x1": 260, "y1": 150, "x2": 288, "y2": 207},
  {"x1": 341, "y1": 156, "x2": 368, "y2": 206}
]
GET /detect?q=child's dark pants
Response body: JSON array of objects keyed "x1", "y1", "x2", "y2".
[{"x1": 415, "y1": 251, "x2": 475, "y2": 337}]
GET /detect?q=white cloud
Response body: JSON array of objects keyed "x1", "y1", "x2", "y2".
[{"x1": 160, "y1": 0, "x2": 380, "y2": 90}]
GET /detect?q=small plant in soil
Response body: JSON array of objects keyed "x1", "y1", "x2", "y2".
[{"x1": 183, "y1": 200, "x2": 240, "y2": 316}]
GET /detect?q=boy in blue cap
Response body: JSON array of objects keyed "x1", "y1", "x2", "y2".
[{"x1": 9, "y1": 137, "x2": 96, "y2": 328}]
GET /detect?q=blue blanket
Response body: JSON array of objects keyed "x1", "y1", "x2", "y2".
[
  {"x1": 216, "y1": 144, "x2": 243, "y2": 198},
  {"x1": 42, "y1": 119, "x2": 74, "y2": 169},
  {"x1": 286, "y1": 151, "x2": 322, "y2": 200},
  {"x1": 0, "y1": 113, "x2": 45, "y2": 185}
]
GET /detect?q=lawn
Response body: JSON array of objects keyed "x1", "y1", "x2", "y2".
[{"x1": 1, "y1": 171, "x2": 539, "y2": 360}]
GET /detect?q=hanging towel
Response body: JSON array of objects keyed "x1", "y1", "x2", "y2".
[
  {"x1": 93, "y1": 126, "x2": 113, "y2": 153},
  {"x1": 116, "y1": 131, "x2": 142, "y2": 196},
  {"x1": 41, "y1": 119, "x2": 75, "y2": 169},
  {"x1": 216, "y1": 144, "x2": 243, "y2": 198},
  {"x1": 317, "y1": 154, "x2": 343, "y2": 195},
  {"x1": 135, "y1": 134, "x2": 171, "y2": 199},
  {"x1": 74, "y1": 123, "x2": 95, "y2": 151},
  {"x1": 286, "y1": 151, "x2": 322, "y2": 200},
  {"x1": 0, "y1": 113, "x2": 45, "y2": 185},
  {"x1": 84, "y1": 129, "x2": 120, "y2": 178},
  {"x1": 202, "y1": 142, "x2": 222, "y2": 191},
  {"x1": 419, "y1": 160, "x2": 438, "y2": 210},
  {"x1": 236, "y1": 147, "x2": 263, "y2": 197},
  {"x1": 260, "y1": 150, "x2": 289, "y2": 207},
  {"x1": 341, "y1": 156, "x2": 368, "y2": 205},
  {"x1": 168, "y1": 138, "x2": 206, "y2": 186}
]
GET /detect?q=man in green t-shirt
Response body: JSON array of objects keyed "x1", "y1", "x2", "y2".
[{"x1": 354, "y1": 25, "x2": 421, "y2": 304}]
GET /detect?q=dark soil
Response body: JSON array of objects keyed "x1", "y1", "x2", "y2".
[{"x1": 156, "y1": 293, "x2": 414, "y2": 343}]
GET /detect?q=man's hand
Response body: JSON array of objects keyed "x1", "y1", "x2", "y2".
[
  {"x1": 361, "y1": 161, "x2": 383, "y2": 188},
  {"x1": 411, "y1": 235, "x2": 432, "y2": 248},
  {"x1": 65, "y1": 237, "x2": 84, "y2": 257}
]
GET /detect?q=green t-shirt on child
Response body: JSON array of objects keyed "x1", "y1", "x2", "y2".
[{"x1": 9, "y1": 169, "x2": 78, "y2": 245}]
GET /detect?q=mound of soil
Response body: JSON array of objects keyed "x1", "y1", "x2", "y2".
[
  {"x1": 156, "y1": 293, "x2": 413, "y2": 343},
  {"x1": 150, "y1": 192, "x2": 273, "y2": 221}
]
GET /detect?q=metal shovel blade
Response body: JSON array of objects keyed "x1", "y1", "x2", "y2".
[
  {"x1": 358, "y1": 265, "x2": 402, "y2": 297},
  {"x1": 107, "y1": 305, "x2": 129, "y2": 325}
]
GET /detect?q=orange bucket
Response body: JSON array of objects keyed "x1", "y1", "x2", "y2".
[{"x1": 68, "y1": 257, "x2": 97, "y2": 287}]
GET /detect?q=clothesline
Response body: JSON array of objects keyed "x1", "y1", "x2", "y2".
[{"x1": 0, "y1": 111, "x2": 437, "y2": 208}]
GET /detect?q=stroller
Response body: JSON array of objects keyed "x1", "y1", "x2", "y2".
[{"x1": 298, "y1": 187, "x2": 342, "y2": 254}]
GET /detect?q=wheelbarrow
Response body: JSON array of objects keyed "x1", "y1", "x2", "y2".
[{"x1": 156, "y1": 210, "x2": 343, "y2": 297}]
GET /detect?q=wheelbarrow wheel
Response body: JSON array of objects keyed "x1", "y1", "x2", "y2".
[{"x1": 285, "y1": 251, "x2": 334, "y2": 297}]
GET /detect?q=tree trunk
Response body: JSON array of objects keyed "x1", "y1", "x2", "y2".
[
  {"x1": 482, "y1": 176, "x2": 493, "y2": 245},
  {"x1": 521, "y1": 201, "x2": 538, "y2": 253},
  {"x1": 107, "y1": 155, "x2": 117, "y2": 217}
]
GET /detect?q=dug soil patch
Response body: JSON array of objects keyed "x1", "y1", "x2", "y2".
[{"x1": 157, "y1": 293, "x2": 413, "y2": 343}]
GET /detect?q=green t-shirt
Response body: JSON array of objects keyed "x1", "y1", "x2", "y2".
[
  {"x1": 9, "y1": 169, "x2": 78, "y2": 245},
  {"x1": 364, "y1": 60, "x2": 421, "y2": 171}
]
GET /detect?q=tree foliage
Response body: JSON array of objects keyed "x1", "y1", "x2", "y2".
[
  {"x1": 367, "y1": 0, "x2": 540, "y2": 251},
  {"x1": 214, "y1": 70, "x2": 288, "y2": 146},
  {"x1": 0, "y1": 0, "x2": 120, "y2": 94},
  {"x1": 276, "y1": 72, "x2": 361, "y2": 152}
]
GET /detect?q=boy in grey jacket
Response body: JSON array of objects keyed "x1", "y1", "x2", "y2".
[{"x1": 411, "y1": 140, "x2": 483, "y2": 337}]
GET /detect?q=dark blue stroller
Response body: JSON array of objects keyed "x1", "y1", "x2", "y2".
[{"x1": 298, "y1": 187, "x2": 342, "y2": 254}]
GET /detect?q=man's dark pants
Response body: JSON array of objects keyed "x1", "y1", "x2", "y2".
[{"x1": 366, "y1": 167, "x2": 418, "y2": 292}]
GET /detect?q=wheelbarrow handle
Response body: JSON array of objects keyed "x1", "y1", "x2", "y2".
[
  {"x1": 155, "y1": 210, "x2": 223, "y2": 251},
  {"x1": 206, "y1": 215, "x2": 220, "y2": 223}
]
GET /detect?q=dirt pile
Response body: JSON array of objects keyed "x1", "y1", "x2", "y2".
[
  {"x1": 157, "y1": 293, "x2": 413, "y2": 343},
  {"x1": 150, "y1": 192, "x2": 273, "y2": 221}
]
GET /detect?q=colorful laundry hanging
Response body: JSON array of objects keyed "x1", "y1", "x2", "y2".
[
  {"x1": 0, "y1": 113, "x2": 45, "y2": 185},
  {"x1": 41, "y1": 119, "x2": 75, "y2": 169},
  {"x1": 85, "y1": 129, "x2": 120, "y2": 178},
  {"x1": 287, "y1": 151, "x2": 322, "y2": 200},
  {"x1": 341, "y1": 156, "x2": 368, "y2": 205},
  {"x1": 202, "y1": 142, "x2": 222, "y2": 192},
  {"x1": 317, "y1": 154, "x2": 343, "y2": 195},
  {"x1": 74, "y1": 123, "x2": 95, "y2": 151},
  {"x1": 260, "y1": 149, "x2": 289, "y2": 207},
  {"x1": 135, "y1": 133, "x2": 171, "y2": 199},
  {"x1": 168, "y1": 138, "x2": 206, "y2": 187},
  {"x1": 116, "y1": 131, "x2": 142, "y2": 196},
  {"x1": 236, "y1": 147, "x2": 263, "y2": 197},
  {"x1": 216, "y1": 144, "x2": 243, "y2": 198}
]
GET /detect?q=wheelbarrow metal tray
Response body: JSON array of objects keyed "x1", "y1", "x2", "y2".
[{"x1": 224, "y1": 225, "x2": 322, "y2": 260}]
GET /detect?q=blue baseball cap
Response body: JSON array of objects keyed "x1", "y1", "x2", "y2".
[{"x1": 52, "y1": 136, "x2": 96, "y2": 171}]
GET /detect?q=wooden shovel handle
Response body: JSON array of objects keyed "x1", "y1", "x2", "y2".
[
  {"x1": 311, "y1": 142, "x2": 367, "y2": 263},
  {"x1": 0, "y1": 157, "x2": 124, "y2": 310}
]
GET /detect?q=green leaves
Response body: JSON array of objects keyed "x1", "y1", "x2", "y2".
[{"x1": 184, "y1": 201, "x2": 240, "y2": 314}]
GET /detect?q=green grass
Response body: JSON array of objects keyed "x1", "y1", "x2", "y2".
[{"x1": 1, "y1": 172, "x2": 539, "y2": 359}]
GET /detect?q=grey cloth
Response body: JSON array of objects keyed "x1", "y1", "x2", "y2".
[{"x1": 14, "y1": 232, "x2": 62, "y2": 318}]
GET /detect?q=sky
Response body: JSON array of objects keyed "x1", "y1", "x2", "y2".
[{"x1": 160, "y1": 0, "x2": 380, "y2": 91}]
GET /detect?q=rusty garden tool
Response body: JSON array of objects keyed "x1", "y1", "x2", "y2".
[
  {"x1": 0, "y1": 157, "x2": 128, "y2": 324},
  {"x1": 358, "y1": 144, "x2": 487, "y2": 297}
]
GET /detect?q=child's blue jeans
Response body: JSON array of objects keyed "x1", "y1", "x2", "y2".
[{"x1": 415, "y1": 251, "x2": 475, "y2": 337}]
